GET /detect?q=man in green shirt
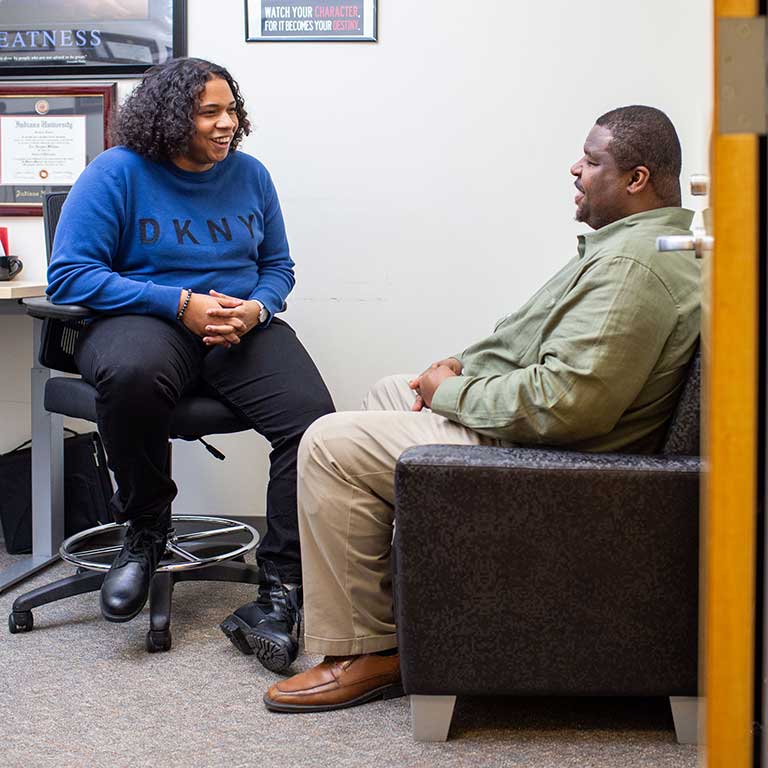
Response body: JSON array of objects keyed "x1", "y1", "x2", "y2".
[{"x1": 259, "y1": 105, "x2": 700, "y2": 712}]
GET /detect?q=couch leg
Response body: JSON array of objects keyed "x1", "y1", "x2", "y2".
[
  {"x1": 411, "y1": 695, "x2": 456, "y2": 741},
  {"x1": 669, "y1": 696, "x2": 700, "y2": 744}
]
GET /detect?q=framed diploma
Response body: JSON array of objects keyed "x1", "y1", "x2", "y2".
[
  {"x1": 245, "y1": 0, "x2": 377, "y2": 42},
  {"x1": 0, "y1": 84, "x2": 116, "y2": 216},
  {"x1": 0, "y1": 0, "x2": 186, "y2": 78}
]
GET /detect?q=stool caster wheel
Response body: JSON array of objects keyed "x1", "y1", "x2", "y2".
[
  {"x1": 146, "y1": 629, "x2": 171, "y2": 653},
  {"x1": 9, "y1": 610, "x2": 33, "y2": 634}
]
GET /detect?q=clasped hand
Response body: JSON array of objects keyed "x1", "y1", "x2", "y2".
[
  {"x1": 182, "y1": 289, "x2": 263, "y2": 347},
  {"x1": 408, "y1": 357, "x2": 461, "y2": 411}
]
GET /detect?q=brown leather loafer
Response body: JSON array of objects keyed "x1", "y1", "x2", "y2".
[{"x1": 264, "y1": 653, "x2": 404, "y2": 713}]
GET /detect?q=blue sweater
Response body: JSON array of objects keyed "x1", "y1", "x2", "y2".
[{"x1": 46, "y1": 146, "x2": 294, "y2": 322}]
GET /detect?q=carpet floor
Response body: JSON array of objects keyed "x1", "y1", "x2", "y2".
[{"x1": 0, "y1": 541, "x2": 698, "y2": 768}]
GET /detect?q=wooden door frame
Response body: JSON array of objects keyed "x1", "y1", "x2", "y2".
[{"x1": 707, "y1": 1, "x2": 760, "y2": 765}]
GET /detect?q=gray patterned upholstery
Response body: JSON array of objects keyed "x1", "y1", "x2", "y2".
[
  {"x1": 393, "y1": 345, "x2": 701, "y2": 702},
  {"x1": 662, "y1": 346, "x2": 700, "y2": 456}
]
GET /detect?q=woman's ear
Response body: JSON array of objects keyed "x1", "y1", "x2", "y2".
[{"x1": 627, "y1": 165, "x2": 651, "y2": 195}]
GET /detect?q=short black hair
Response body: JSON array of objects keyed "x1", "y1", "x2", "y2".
[
  {"x1": 112, "y1": 57, "x2": 251, "y2": 162},
  {"x1": 596, "y1": 105, "x2": 681, "y2": 206}
]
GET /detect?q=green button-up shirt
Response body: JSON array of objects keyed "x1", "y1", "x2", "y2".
[{"x1": 430, "y1": 207, "x2": 700, "y2": 453}]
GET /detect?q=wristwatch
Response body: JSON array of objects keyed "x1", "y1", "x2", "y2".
[{"x1": 255, "y1": 300, "x2": 269, "y2": 325}]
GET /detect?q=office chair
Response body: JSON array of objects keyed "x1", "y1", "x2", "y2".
[{"x1": 8, "y1": 191, "x2": 262, "y2": 652}]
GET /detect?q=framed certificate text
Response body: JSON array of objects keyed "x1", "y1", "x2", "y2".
[{"x1": 0, "y1": 84, "x2": 116, "y2": 216}]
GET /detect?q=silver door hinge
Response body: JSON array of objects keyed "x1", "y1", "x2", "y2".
[{"x1": 719, "y1": 17, "x2": 768, "y2": 134}]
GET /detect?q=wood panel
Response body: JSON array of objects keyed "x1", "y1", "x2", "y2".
[
  {"x1": 0, "y1": 281, "x2": 47, "y2": 300},
  {"x1": 706, "y1": 1, "x2": 759, "y2": 765}
]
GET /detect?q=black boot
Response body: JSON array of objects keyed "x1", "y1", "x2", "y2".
[
  {"x1": 220, "y1": 560, "x2": 301, "y2": 673},
  {"x1": 219, "y1": 600, "x2": 267, "y2": 656},
  {"x1": 100, "y1": 512, "x2": 170, "y2": 623}
]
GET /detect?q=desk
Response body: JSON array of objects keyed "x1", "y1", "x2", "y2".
[
  {"x1": 0, "y1": 282, "x2": 64, "y2": 594},
  {"x1": 0, "y1": 280, "x2": 50, "y2": 300}
]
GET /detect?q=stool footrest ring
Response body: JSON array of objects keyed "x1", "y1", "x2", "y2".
[{"x1": 59, "y1": 515, "x2": 259, "y2": 573}]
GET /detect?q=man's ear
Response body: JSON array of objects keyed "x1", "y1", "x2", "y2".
[{"x1": 627, "y1": 165, "x2": 651, "y2": 195}]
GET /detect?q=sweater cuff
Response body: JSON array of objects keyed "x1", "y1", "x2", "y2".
[
  {"x1": 145, "y1": 283, "x2": 185, "y2": 321},
  {"x1": 430, "y1": 375, "x2": 468, "y2": 421},
  {"x1": 248, "y1": 293, "x2": 282, "y2": 327}
]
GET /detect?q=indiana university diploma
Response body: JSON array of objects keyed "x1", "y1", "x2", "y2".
[{"x1": 0, "y1": 114, "x2": 87, "y2": 185}]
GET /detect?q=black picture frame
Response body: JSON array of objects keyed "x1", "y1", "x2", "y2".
[
  {"x1": 0, "y1": 84, "x2": 116, "y2": 215},
  {"x1": 245, "y1": 0, "x2": 377, "y2": 42},
  {"x1": 0, "y1": 0, "x2": 187, "y2": 79}
]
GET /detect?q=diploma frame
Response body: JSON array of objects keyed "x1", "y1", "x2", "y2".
[
  {"x1": 245, "y1": 0, "x2": 377, "y2": 42},
  {"x1": 0, "y1": 84, "x2": 116, "y2": 216},
  {"x1": 0, "y1": 0, "x2": 187, "y2": 79}
]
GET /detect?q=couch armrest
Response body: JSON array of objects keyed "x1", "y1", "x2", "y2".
[
  {"x1": 22, "y1": 296, "x2": 93, "y2": 321},
  {"x1": 397, "y1": 443, "x2": 700, "y2": 474},
  {"x1": 393, "y1": 444, "x2": 699, "y2": 697}
]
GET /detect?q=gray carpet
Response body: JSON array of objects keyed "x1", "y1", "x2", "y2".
[{"x1": 0, "y1": 540, "x2": 697, "y2": 768}]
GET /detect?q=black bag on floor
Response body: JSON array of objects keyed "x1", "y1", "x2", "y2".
[{"x1": 0, "y1": 429, "x2": 114, "y2": 554}]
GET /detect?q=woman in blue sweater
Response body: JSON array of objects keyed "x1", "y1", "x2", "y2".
[{"x1": 46, "y1": 57, "x2": 334, "y2": 672}]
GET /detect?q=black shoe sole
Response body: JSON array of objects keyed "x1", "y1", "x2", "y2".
[
  {"x1": 263, "y1": 682, "x2": 405, "y2": 713},
  {"x1": 219, "y1": 615, "x2": 255, "y2": 656},
  {"x1": 246, "y1": 630, "x2": 297, "y2": 674}
]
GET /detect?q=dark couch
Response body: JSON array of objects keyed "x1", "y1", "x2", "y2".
[{"x1": 392, "y1": 350, "x2": 700, "y2": 742}]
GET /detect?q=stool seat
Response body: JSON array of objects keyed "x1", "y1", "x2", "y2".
[{"x1": 45, "y1": 377, "x2": 250, "y2": 437}]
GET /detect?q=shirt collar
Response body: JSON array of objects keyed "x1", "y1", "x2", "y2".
[{"x1": 576, "y1": 207, "x2": 695, "y2": 259}]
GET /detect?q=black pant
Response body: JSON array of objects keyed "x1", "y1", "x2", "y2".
[{"x1": 74, "y1": 315, "x2": 335, "y2": 584}]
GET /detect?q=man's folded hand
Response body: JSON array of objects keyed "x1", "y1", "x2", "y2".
[{"x1": 410, "y1": 363, "x2": 459, "y2": 410}]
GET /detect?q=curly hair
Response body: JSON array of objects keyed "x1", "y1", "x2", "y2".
[
  {"x1": 596, "y1": 105, "x2": 681, "y2": 207},
  {"x1": 112, "y1": 57, "x2": 251, "y2": 162}
]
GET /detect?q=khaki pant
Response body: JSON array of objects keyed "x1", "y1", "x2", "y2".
[{"x1": 298, "y1": 374, "x2": 500, "y2": 656}]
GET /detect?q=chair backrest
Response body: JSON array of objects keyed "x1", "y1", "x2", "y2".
[
  {"x1": 40, "y1": 190, "x2": 83, "y2": 374},
  {"x1": 661, "y1": 344, "x2": 700, "y2": 456},
  {"x1": 43, "y1": 191, "x2": 68, "y2": 265}
]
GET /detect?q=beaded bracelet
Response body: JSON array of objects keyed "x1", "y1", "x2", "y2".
[{"x1": 176, "y1": 288, "x2": 192, "y2": 321}]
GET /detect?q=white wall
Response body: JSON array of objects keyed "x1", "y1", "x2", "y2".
[{"x1": 0, "y1": 0, "x2": 713, "y2": 518}]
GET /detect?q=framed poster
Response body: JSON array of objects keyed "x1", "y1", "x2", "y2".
[
  {"x1": 0, "y1": 84, "x2": 116, "y2": 216},
  {"x1": 245, "y1": 0, "x2": 377, "y2": 42},
  {"x1": 0, "y1": 0, "x2": 186, "y2": 78}
]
